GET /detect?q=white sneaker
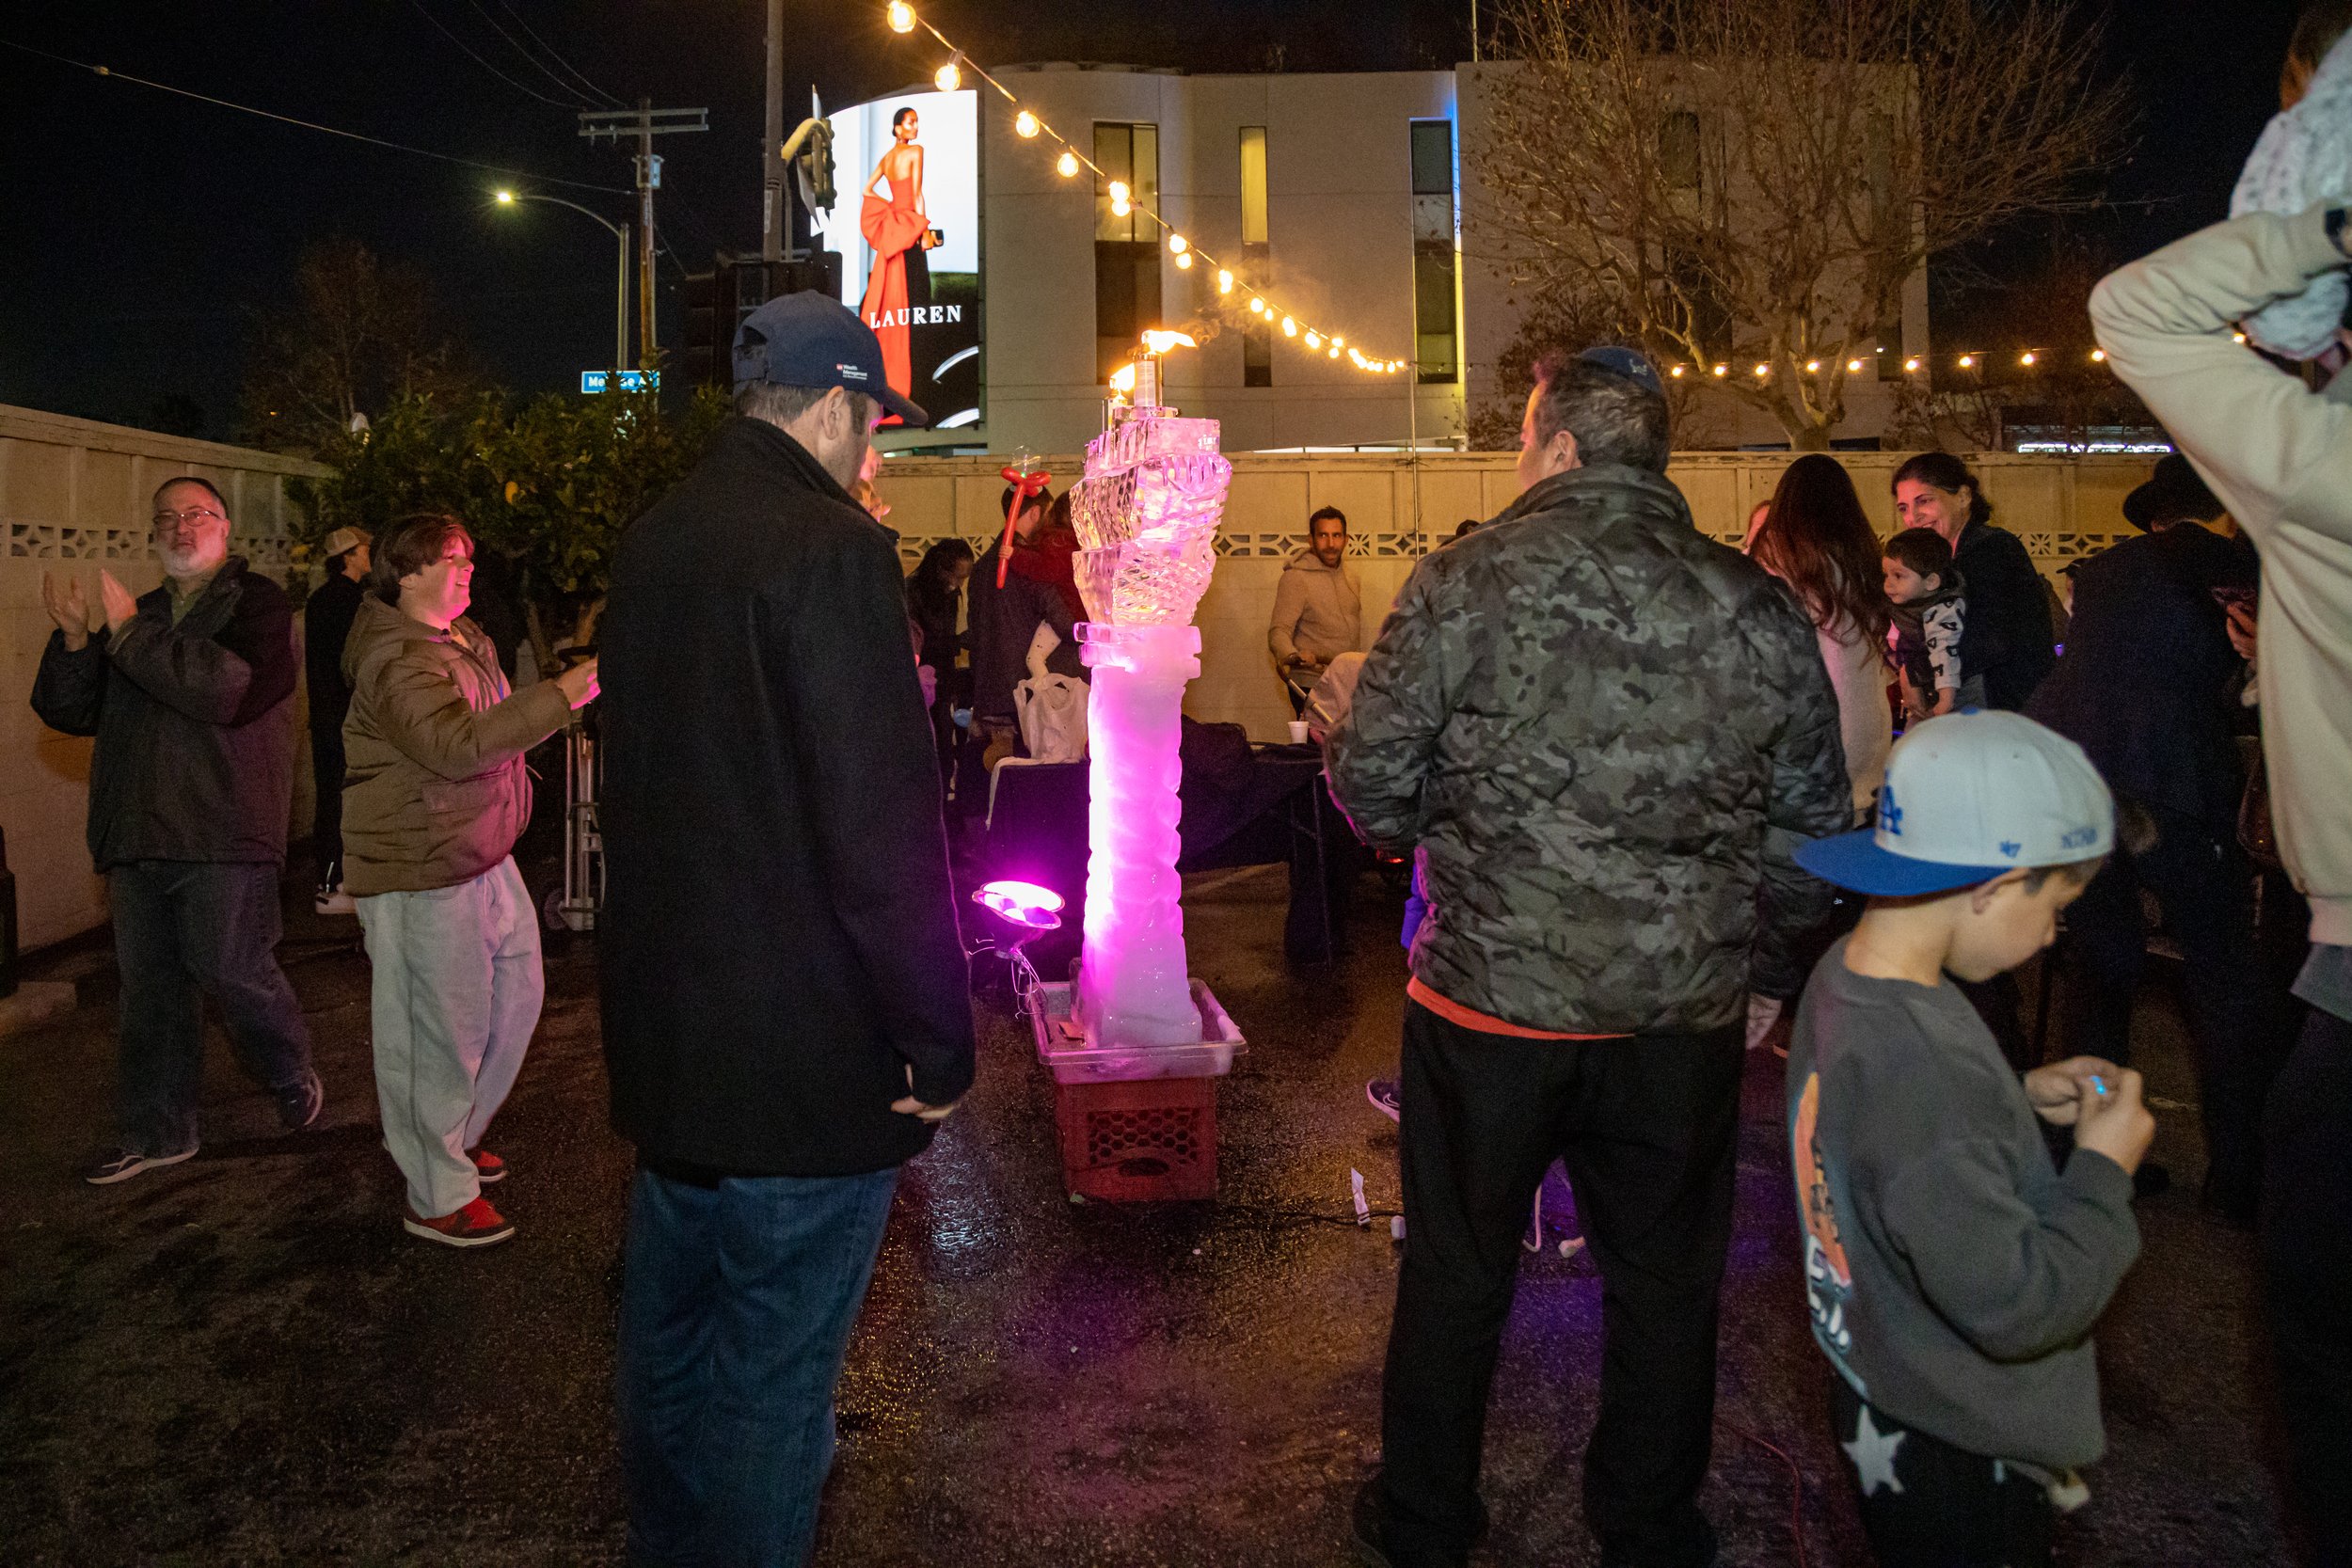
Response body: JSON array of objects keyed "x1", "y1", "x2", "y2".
[{"x1": 314, "y1": 885, "x2": 357, "y2": 915}]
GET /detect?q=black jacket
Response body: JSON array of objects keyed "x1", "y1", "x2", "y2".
[
  {"x1": 1953, "y1": 519, "x2": 2058, "y2": 710},
  {"x1": 303, "y1": 570, "x2": 367, "y2": 736},
  {"x1": 597, "y1": 418, "x2": 975, "y2": 1177},
  {"x1": 966, "y1": 539, "x2": 1082, "y2": 721},
  {"x1": 30, "y1": 556, "x2": 298, "y2": 870},
  {"x1": 1327, "y1": 465, "x2": 1853, "y2": 1031},
  {"x1": 2027, "y1": 524, "x2": 2255, "y2": 831}
]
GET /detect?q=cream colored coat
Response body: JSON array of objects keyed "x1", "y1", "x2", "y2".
[{"x1": 2091, "y1": 203, "x2": 2352, "y2": 944}]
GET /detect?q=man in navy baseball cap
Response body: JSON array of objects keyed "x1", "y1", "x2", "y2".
[{"x1": 732, "y1": 290, "x2": 929, "y2": 430}]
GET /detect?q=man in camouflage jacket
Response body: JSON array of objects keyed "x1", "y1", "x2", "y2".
[{"x1": 1330, "y1": 349, "x2": 1850, "y2": 1568}]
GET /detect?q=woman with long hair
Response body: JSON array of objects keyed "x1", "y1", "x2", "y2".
[
  {"x1": 1748, "y1": 453, "x2": 1893, "y2": 822},
  {"x1": 906, "y1": 536, "x2": 977, "y2": 804}
]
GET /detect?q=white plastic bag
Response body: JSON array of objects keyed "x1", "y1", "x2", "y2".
[{"x1": 1014, "y1": 673, "x2": 1089, "y2": 763}]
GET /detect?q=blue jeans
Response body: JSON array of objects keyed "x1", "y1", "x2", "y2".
[
  {"x1": 617, "y1": 1163, "x2": 900, "y2": 1568},
  {"x1": 109, "y1": 861, "x2": 313, "y2": 1152}
]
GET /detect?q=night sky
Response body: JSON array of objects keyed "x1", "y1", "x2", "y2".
[{"x1": 0, "y1": 1, "x2": 2309, "y2": 441}]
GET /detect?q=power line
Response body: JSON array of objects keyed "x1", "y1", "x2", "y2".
[
  {"x1": 464, "y1": 0, "x2": 621, "y2": 108},
  {"x1": 0, "y1": 37, "x2": 630, "y2": 196},
  {"x1": 405, "y1": 0, "x2": 587, "y2": 108},
  {"x1": 494, "y1": 0, "x2": 626, "y2": 108}
]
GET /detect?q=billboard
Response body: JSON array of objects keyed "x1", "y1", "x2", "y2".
[{"x1": 817, "y1": 88, "x2": 982, "y2": 433}]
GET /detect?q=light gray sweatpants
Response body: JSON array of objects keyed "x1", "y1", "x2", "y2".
[{"x1": 357, "y1": 857, "x2": 543, "y2": 1219}]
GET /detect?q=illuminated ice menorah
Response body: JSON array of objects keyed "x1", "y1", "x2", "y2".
[{"x1": 1068, "y1": 340, "x2": 1231, "y2": 1049}]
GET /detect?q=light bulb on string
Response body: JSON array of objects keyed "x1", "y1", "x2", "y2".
[
  {"x1": 1327, "y1": 345, "x2": 1340, "y2": 359},
  {"x1": 1804, "y1": 359, "x2": 1820, "y2": 373},
  {"x1": 1304, "y1": 330, "x2": 1322, "y2": 350},
  {"x1": 1847, "y1": 358, "x2": 1864, "y2": 372},
  {"x1": 2020, "y1": 351, "x2": 2037, "y2": 367},
  {"x1": 1216, "y1": 269, "x2": 1233, "y2": 294},
  {"x1": 1903, "y1": 356, "x2": 1921, "y2": 372},
  {"x1": 1248, "y1": 297, "x2": 1265, "y2": 314},
  {"x1": 1332, "y1": 336, "x2": 1343, "y2": 348},
  {"x1": 1958, "y1": 353, "x2": 1977, "y2": 369},
  {"x1": 1753, "y1": 362, "x2": 1771, "y2": 378},
  {"x1": 1281, "y1": 316, "x2": 1298, "y2": 337},
  {"x1": 1712, "y1": 363, "x2": 1729, "y2": 377},
  {"x1": 887, "y1": 1, "x2": 916, "y2": 32},
  {"x1": 1174, "y1": 250, "x2": 1193, "y2": 270},
  {"x1": 935, "y1": 58, "x2": 962, "y2": 93},
  {"x1": 1167, "y1": 233, "x2": 1187, "y2": 254},
  {"x1": 1014, "y1": 110, "x2": 1041, "y2": 139},
  {"x1": 2090, "y1": 348, "x2": 2106, "y2": 363},
  {"x1": 1670, "y1": 364, "x2": 1687, "y2": 378},
  {"x1": 1056, "y1": 150, "x2": 1080, "y2": 179}
]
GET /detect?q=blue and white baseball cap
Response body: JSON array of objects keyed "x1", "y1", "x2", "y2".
[{"x1": 1796, "y1": 711, "x2": 2115, "y2": 896}]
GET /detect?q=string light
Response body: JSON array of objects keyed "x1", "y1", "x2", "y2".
[
  {"x1": 1958, "y1": 353, "x2": 1977, "y2": 369},
  {"x1": 1904, "y1": 356, "x2": 1921, "y2": 372},
  {"x1": 1669, "y1": 364, "x2": 1687, "y2": 378},
  {"x1": 880, "y1": 4, "x2": 1406, "y2": 376},
  {"x1": 1804, "y1": 359, "x2": 1820, "y2": 373},
  {"x1": 2232, "y1": 330, "x2": 2249, "y2": 344},
  {"x1": 1753, "y1": 362, "x2": 1770, "y2": 378},
  {"x1": 2090, "y1": 348, "x2": 2106, "y2": 363},
  {"x1": 1712, "y1": 363, "x2": 1729, "y2": 377},
  {"x1": 2019, "y1": 351, "x2": 2037, "y2": 367},
  {"x1": 1846, "y1": 357, "x2": 1864, "y2": 372}
]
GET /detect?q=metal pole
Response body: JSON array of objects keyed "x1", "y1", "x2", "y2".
[
  {"x1": 762, "y1": 0, "x2": 785, "y2": 262},
  {"x1": 617, "y1": 220, "x2": 632, "y2": 372},
  {"x1": 637, "y1": 98, "x2": 657, "y2": 367}
]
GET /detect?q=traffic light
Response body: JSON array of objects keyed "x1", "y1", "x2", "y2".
[{"x1": 677, "y1": 253, "x2": 849, "y2": 389}]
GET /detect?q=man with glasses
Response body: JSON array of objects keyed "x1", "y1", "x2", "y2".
[{"x1": 32, "y1": 476, "x2": 322, "y2": 1184}]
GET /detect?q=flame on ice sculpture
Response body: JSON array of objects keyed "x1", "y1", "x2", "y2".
[{"x1": 1069, "y1": 356, "x2": 1231, "y2": 1050}]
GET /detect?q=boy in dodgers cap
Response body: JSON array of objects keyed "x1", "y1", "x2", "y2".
[{"x1": 1783, "y1": 712, "x2": 2154, "y2": 1563}]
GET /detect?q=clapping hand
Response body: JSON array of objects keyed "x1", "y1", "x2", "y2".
[
  {"x1": 98, "y1": 570, "x2": 138, "y2": 632},
  {"x1": 40, "y1": 571, "x2": 99, "y2": 650}
]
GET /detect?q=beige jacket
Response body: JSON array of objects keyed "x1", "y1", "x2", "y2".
[
  {"x1": 340, "y1": 594, "x2": 572, "y2": 896},
  {"x1": 2090, "y1": 203, "x2": 2352, "y2": 944},
  {"x1": 1267, "y1": 548, "x2": 1364, "y2": 674}
]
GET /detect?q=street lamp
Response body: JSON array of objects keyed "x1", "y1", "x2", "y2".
[{"x1": 494, "y1": 189, "x2": 633, "y2": 372}]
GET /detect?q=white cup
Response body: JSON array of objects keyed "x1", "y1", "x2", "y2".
[{"x1": 1286, "y1": 720, "x2": 1311, "y2": 744}]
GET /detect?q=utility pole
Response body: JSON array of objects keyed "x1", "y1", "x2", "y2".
[
  {"x1": 580, "y1": 102, "x2": 708, "y2": 367},
  {"x1": 763, "y1": 0, "x2": 785, "y2": 262}
]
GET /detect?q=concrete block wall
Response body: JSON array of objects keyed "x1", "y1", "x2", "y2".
[
  {"x1": 2, "y1": 405, "x2": 327, "y2": 950},
  {"x1": 875, "y1": 447, "x2": 2157, "y2": 744}
]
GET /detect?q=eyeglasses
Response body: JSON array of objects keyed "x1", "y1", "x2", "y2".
[{"x1": 151, "y1": 506, "x2": 227, "y2": 535}]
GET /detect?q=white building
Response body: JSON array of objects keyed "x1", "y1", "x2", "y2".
[{"x1": 830, "y1": 62, "x2": 1928, "y2": 457}]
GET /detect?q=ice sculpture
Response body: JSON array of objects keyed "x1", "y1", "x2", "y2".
[{"x1": 1069, "y1": 354, "x2": 1232, "y2": 1049}]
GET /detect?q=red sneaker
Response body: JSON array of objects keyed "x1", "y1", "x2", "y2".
[
  {"x1": 404, "y1": 1196, "x2": 516, "y2": 1248},
  {"x1": 469, "y1": 1148, "x2": 506, "y2": 1184}
]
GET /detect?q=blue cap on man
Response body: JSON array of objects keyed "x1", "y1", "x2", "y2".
[{"x1": 731, "y1": 292, "x2": 929, "y2": 428}]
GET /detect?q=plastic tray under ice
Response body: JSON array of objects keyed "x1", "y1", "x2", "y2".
[{"x1": 1028, "y1": 979, "x2": 1245, "y2": 1084}]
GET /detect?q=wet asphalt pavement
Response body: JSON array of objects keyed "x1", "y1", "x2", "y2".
[{"x1": 0, "y1": 845, "x2": 2296, "y2": 1566}]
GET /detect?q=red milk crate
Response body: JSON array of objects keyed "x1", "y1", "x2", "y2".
[{"x1": 1053, "y1": 1073, "x2": 1219, "y2": 1202}]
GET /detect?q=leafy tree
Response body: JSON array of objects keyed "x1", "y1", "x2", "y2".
[{"x1": 289, "y1": 383, "x2": 730, "y2": 662}]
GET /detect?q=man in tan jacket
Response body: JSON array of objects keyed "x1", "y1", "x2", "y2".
[
  {"x1": 2092, "y1": 200, "x2": 2352, "y2": 1562},
  {"x1": 1267, "y1": 505, "x2": 1365, "y2": 702}
]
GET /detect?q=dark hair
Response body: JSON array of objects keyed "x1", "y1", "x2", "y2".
[
  {"x1": 1891, "y1": 451, "x2": 1993, "y2": 528},
  {"x1": 1882, "y1": 525, "x2": 1954, "y2": 584},
  {"x1": 2290, "y1": 1, "x2": 2352, "y2": 69},
  {"x1": 1000, "y1": 483, "x2": 1051, "y2": 528},
  {"x1": 737, "y1": 381, "x2": 871, "y2": 429},
  {"x1": 907, "y1": 538, "x2": 975, "y2": 624},
  {"x1": 1309, "y1": 505, "x2": 1348, "y2": 531},
  {"x1": 1453, "y1": 517, "x2": 1483, "y2": 539},
  {"x1": 1749, "y1": 455, "x2": 1890, "y2": 644},
  {"x1": 153, "y1": 474, "x2": 230, "y2": 514},
  {"x1": 894, "y1": 106, "x2": 917, "y2": 130},
  {"x1": 1530, "y1": 348, "x2": 1672, "y2": 472},
  {"x1": 370, "y1": 514, "x2": 473, "y2": 605}
]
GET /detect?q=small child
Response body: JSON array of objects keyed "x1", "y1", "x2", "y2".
[
  {"x1": 1786, "y1": 712, "x2": 2153, "y2": 1567},
  {"x1": 1883, "y1": 527, "x2": 1971, "y2": 721}
]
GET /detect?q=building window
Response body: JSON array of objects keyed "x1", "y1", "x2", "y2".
[
  {"x1": 1095, "y1": 122, "x2": 1162, "y2": 383},
  {"x1": 1409, "y1": 119, "x2": 1458, "y2": 385},
  {"x1": 1661, "y1": 110, "x2": 1701, "y2": 193},
  {"x1": 1240, "y1": 126, "x2": 1272, "y2": 387}
]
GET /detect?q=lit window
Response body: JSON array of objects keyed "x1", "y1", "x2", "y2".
[
  {"x1": 1410, "y1": 120, "x2": 1458, "y2": 385},
  {"x1": 1094, "y1": 122, "x2": 1162, "y2": 383},
  {"x1": 1241, "y1": 126, "x2": 1271, "y2": 388}
]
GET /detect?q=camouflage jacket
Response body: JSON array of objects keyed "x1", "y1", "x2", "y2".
[{"x1": 1326, "y1": 464, "x2": 1851, "y2": 1036}]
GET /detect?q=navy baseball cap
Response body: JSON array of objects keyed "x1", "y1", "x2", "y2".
[
  {"x1": 1578, "y1": 345, "x2": 1663, "y2": 396},
  {"x1": 732, "y1": 292, "x2": 928, "y2": 428},
  {"x1": 1796, "y1": 711, "x2": 2115, "y2": 896}
]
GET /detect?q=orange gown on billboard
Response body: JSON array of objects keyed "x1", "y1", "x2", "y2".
[{"x1": 858, "y1": 139, "x2": 929, "y2": 422}]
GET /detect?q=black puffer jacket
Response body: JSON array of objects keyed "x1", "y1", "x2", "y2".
[
  {"x1": 31, "y1": 556, "x2": 297, "y2": 870},
  {"x1": 1327, "y1": 465, "x2": 1852, "y2": 1035}
]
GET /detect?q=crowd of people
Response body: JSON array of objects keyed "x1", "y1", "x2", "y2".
[{"x1": 23, "y1": 40, "x2": 2352, "y2": 1568}]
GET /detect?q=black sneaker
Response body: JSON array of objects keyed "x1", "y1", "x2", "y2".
[
  {"x1": 1366, "y1": 1079, "x2": 1402, "y2": 1122},
  {"x1": 1351, "y1": 1481, "x2": 1471, "y2": 1568},
  {"x1": 83, "y1": 1144, "x2": 199, "y2": 1186},
  {"x1": 276, "y1": 1069, "x2": 325, "y2": 1131}
]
